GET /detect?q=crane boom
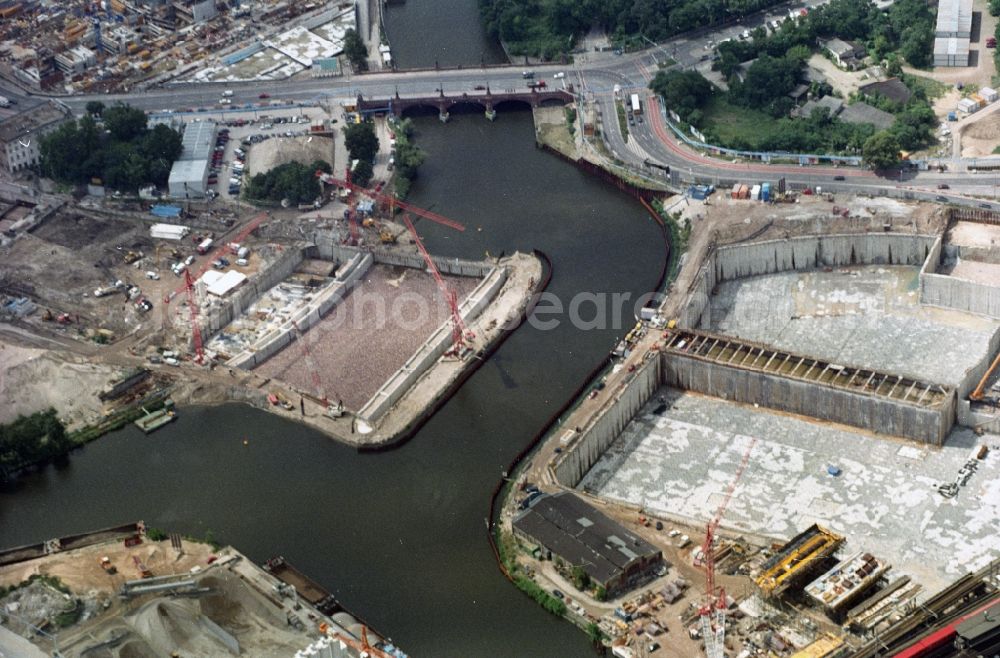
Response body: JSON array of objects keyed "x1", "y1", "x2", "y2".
[
  {"x1": 183, "y1": 269, "x2": 204, "y2": 364},
  {"x1": 316, "y1": 172, "x2": 466, "y2": 231},
  {"x1": 401, "y1": 214, "x2": 473, "y2": 353}
]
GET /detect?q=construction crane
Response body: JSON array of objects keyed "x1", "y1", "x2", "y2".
[
  {"x1": 316, "y1": 171, "x2": 466, "y2": 231},
  {"x1": 183, "y1": 269, "x2": 205, "y2": 364},
  {"x1": 699, "y1": 437, "x2": 757, "y2": 658},
  {"x1": 319, "y1": 623, "x2": 391, "y2": 658},
  {"x1": 290, "y1": 320, "x2": 343, "y2": 417},
  {"x1": 164, "y1": 211, "x2": 269, "y2": 305},
  {"x1": 401, "y1": 214, "x2": 474, "y2": 355},
  {"x1": 227, "y1": 210, "x2": 270, "y2": 255}
]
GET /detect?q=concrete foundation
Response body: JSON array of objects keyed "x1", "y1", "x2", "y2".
[
  {"x1": 357, "y1": 264, "x2": 508, "y2": 421},
  {"x1": 921, "y1": 235, "x2": 1000, "y2": 319}
]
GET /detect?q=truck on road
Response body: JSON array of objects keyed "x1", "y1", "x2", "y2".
[{"x1": 0, "y1": 96, "x2": 10, "y2": 108}]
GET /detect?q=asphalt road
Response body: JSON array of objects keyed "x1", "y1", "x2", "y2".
[{"x1": 4, "y1": 3, "x2": 1000, "y2": 207}]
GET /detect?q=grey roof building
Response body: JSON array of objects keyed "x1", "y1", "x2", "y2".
[
  {"x1": 798, "y1": 95, "x2": 844, "y2": 119},
  {"x1": 840, "y1": 102, "x2": 895, "y2": 130},
  {"x1": 858, "y1": 78, "x2": 913, "y2": 105},
  {"x1": 0, "y1": 101, "x2": 72, "y2": 174},
  {"x1": 168, "y1": 120, "x2": 216, "y2": 199},
  {"x1": 512, "y1": 492, "x2": 663, "y2": 596}
]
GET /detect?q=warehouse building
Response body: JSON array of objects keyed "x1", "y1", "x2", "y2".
[
  {"x1": 934, "y1": 0, "x2": 973, "y2": 66},
  {"x1": 168, "y1": 120, "x2": 215, "y2": 199},
  {"x1": 512, "y1": 492, "x2": 663, "y2": 597}
]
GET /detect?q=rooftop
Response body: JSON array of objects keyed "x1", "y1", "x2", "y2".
[
  {"x1": 513, "y1": 492, "x2": 661, "y2": 586},
  {"x1": 0, "y1": 101, "x2": 69, "y2": 144},
  {"x1": 840, "y1": 102, "x2": 895, "y2": 130},
  {"x1": 858, "y1": 78, "x2": 913, "y2": 105},
  {"x1": 799, "y1": 95, "x2": 844, "y2": 119},
  {"x1": 935, "y1": 0, "x2": 974, "y2": 35},
  {"x1": 179, "y1": 121, "x2": 216, "y2": 161}
]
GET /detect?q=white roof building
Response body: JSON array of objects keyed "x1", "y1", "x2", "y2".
[{"x1": 200, "y1": 270, "x2": 247, "y2": 296}]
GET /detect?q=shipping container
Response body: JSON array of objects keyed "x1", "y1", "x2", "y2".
[
  {"x1": 762, "y1": 182, "x2": 771, "y2": 202},
  {"x1": 731, "y1": 183, "x2": 741, "y2": 199},
  {"x1": 197, "y1": 238, "x2": 214, "y2": 255},
  {"x1": 751, "y1": 184, "x2": 761, "y2": 200}
]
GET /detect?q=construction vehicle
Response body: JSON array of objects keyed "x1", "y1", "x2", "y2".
[
  {"x1": 99, "y1": 556, "x2": 117, "y2": 574},
  {"x1": 378, "y1": 226, "x2": 397, "y2": 244},
  {"x1": 970, "y1": 350, "x2": 1000, "y2": 402},
  {"x1": 132, "y1": 555, "x2": 152, "y2": 578},
  {"x1": 124, "y1": 250, "x2": 143, "y2": 264}
]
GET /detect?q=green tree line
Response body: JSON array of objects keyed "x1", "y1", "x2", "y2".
[
  {"x1": 388, "y1": 118, "x2": 426, "y2": 198},
  {"x1": 480, "y1": 0, "x2": 789, "y2": 60},
  {"x1": 0, "y1": 409, "x2": 70, "y2": 478},
  {"x1": 245, "y1": 160, "x2": 332, "y2": 205},
  {"x1": 39, "y1": 104, "x2": 182, "y2": 192}
]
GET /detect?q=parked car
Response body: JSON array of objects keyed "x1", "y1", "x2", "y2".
[
  {"x1": 259, "y1": 92, "x2": 270, "y2": 99},
  {"x1": 988, "y1": 37, "x2": 997, "y2": 48},
  {"x1": 833, "y1": 175, "x2": 846, "y2": 181},
  {"x1": 937, "y1": 183, "x2": 949, "y2": 189}
]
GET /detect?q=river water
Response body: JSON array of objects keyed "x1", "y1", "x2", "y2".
[
  {"x1": 383, "y1": 0, "x2": 507, "y2": 69},
  {"x1": 0, "y1": 78, "x2": 665, "y2": 658}
]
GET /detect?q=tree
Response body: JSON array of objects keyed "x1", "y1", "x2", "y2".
[
  {"x1": 351, "y1": 159, "x2": 374, "y2": 187},
  {"x1": 102, "y1": 104, "x2": 148, "y2": 142},
  {"x1": 571, "y1": 565, "x2": 590, "y2": 590},
  {"x1": 343, "y1": 28, "x2": 368, "y2": 71},
  {"x1": 245, "y1": 160, "x2": 330, "y2": 205},
  {"x1": 343, "y1": 122, "x2": 379, "y2": 164},
  {"x1": 863, "y1": 130, "x2": 902, "y2": 169},
  {"x1": 649, "y1": 69, "x2": 713, "y2": 124},
  {"x1": 85, "y1": 101, "x2": 105, "y2": 116}
]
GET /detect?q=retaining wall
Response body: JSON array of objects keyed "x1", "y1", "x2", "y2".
[
  {"x1": 314, "y1": 236, "x2": 495, "y2": 277},
  {"x1": 199, "y1": 247, "x2": 304, "y2": 340},
  {"x1": 226, "y1": 253, "x2": 372, "y2": 369},
  {"x1": 680, "y1": 233, "x2": 936, "y2": 329},
  {"x1": 552, "y1": 356, "x2": 662, "y2": 487},
  {"x1": 357, "y1": 265, "x2": 508, "y2": 421},
  {"x1": 920, "y1": 235, "x2": 1000, "y2": 320},
  {"x1": 662, "y1": 353, "x2": 955, "y2": 445}
]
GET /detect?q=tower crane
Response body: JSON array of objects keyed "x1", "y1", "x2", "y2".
[
  {"x1": 699, "y1": 437, "x2": 757, "y2": 658},
  {"x1": 401, "y1": 214, "x2": 474, "y2": 355},
  {"x1": 290, "y1": 320, "x2": 343, "y2": 417},
  {"x1": 183, "y1": 269, "x2": 205, "y2": 364},
  {"x1": 318, "y1": 623, "x2": 391, "y2": 658},
  {"x1": 164, "y1": 211, "x2": 269, "y2": 306}
]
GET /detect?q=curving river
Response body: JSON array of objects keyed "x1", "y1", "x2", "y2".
[{"x1": 1, "y1": 105, "x2": 665, "y2": 658}]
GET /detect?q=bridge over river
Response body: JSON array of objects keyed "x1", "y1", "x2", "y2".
[{"x1": 357, "y1": 86, "x2": 575, "y2": 121}]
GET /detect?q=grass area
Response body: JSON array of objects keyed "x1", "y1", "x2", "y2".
[
  {"x1": 616, "y1": 101, "x2": 630, "y2": 140},
  {"x1": 902, "y1": 73, "x2": 949, "y2": 100},
  {"x1": 538, "y1": 122, "x2": 577, "y2": 158},
  {"x1": 700, "y1": 94, "x2": 784, "y2": 148}
]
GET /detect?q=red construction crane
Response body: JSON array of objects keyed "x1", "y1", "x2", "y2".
[
  {"x1": 699, "y1": 437, "x2": 757, "y2": 658},
  {"x1": 227, "y1": 210, "x2": 270, "y2": 254},
  {"x1": 316, "y1": 171, "x2": 466, "y2": 231},
  {"x1": 291, "y1": 320, "x2": 327, "y2": 405},
  {"x1": 183, "y1": 268, "x2": 205, "y2": 365},
  {"x1": 319, "y1": 623, "x2": 391, "y2": 658},
  {"x1": 401, "y1": 214, "x2": 474, "y2": 354},
  {"x1": 164, "y1": 211, "x2": 270, "y2": 305}
]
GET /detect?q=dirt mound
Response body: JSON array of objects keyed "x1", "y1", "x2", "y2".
[
  {"x1": 964, "y1": 111, "x2": 1000, "y2": 140},
  {"x1": 126, "y1": 598, "x2": 238, "y2": 656},
  {"x1": 197, "y1": 572, "x2": 280, "y2": 630}
]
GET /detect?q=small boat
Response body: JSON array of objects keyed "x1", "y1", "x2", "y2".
[
  {"x1": 267, "y1": 393, "x2": 279, "y2": 406},
  {"x1": 134, "y1": 401, "x2": 176, "y2": 434}
]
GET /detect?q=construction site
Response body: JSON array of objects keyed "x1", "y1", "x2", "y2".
[
  {"x1": 0, "y1": 164, "x2": 542, "y2": 448},
  {"x1": 501, "y1": 192, "x2": 1000, "y2": 658},
  {"x1": 0, "y1": 522, "x2": 406, "y2": 658}
]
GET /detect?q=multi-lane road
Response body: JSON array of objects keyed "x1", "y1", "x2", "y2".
[{"x1": 3, "y1": 9, "x2": 999, "y2": 206}]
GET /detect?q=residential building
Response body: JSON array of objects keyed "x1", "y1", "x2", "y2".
[
  {"x1": 512, "y1": 492, "x2": 664, "y2": 597},
  {"x1": 821, "y1": 38, "x2": 866, "y2": 69},
  {"x1": 0, "y1": 102, "x2": 73, "y2": 174}
]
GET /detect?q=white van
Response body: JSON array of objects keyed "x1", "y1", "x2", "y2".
[{"x1": 146, "y1": 271, "x2": 160, "y2": 280}]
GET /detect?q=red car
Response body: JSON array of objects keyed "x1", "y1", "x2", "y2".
[
  {"x1": 988, "y1": 37, "x2": 997, "y2": 48},
  {"x1": 259, "y1": 93, "x2": 270, "y2": 99}
]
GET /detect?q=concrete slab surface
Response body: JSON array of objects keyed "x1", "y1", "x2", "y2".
[
  {"x1": 708, "y1": 265, "x2": 999, "y2": 386},
  {"x1": 253, "y1": 264, "x2": 480, "y2": 410},
  {"x1": 579, "y1": 389, "x2": 1000, "y2": 593}
]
